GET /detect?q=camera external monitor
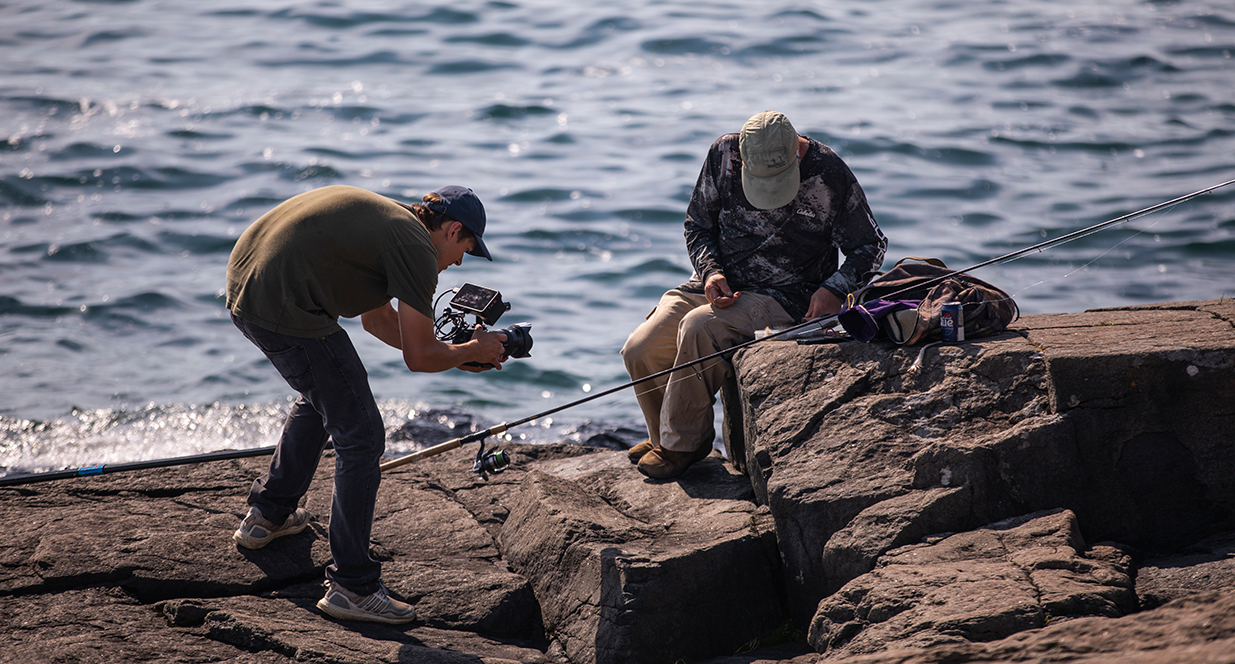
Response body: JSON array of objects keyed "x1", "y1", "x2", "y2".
[{"x1": 450, "y1": 283, "x2": 510, "y2": 326}]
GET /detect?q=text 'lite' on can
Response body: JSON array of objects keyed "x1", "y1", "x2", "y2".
[{"x1": 941, "y1": 302, "x2": 964, "y2": 342}]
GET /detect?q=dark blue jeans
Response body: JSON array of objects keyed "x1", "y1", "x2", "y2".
[{"x1": 232, "y1": 313, "x2": 384, "y2": 595}]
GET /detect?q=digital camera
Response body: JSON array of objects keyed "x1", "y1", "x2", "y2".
[{"x1": 434, "y1": 283, "x2": 533, "y2": 363}]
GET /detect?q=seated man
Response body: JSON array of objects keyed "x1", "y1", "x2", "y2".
[{"x1": 622, "y1": 110, "x2": 888, "y2": 479}]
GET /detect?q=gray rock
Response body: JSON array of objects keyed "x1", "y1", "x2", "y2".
[
  {"x1": 826, "y1": 589, "x2": 1235, "y2": 664},
  {"x1": 5, "y1": 299, "x2": 1235, "y2": 664},
  {"x1": 807, "y1": 509, "x2": 1135, "y2": 657},
  {"x1": 499, "y1": 452, "x2": 784, "y2": 664},
  {"x1": 157, "y1": 587, "x2": 555, "y2": 664},
  {"x1": 1135, "y1": 530, "x2": 1235, "y2": 609},
  {"x1": 0, "y1": 443, "x2": 577, "y2": 663},
  {"x1": 0, "y1": 438, "x2": 788, "y2": 664},
  {"x1": 730, "y1": 301, "x2": 1235, "y2": 623},
  {"x1": 0, "y1": 456, "x2": 332, "y2": 601},
  {"x1": 0, "y1": 587, "x2": 282, "y2": 664},
  {"x1": 699, "y1": 589, "x2": 1235, "y2": 664}
]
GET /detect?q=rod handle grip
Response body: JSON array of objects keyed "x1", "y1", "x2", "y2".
[
  {"x1": 378, "y1": 423, "x2": 508, "y2": 472},
  {"x1": 380, "y1": 439, "x2": 462, "y2": 471}
]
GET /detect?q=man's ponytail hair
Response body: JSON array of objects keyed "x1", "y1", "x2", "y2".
[{"x1": 414, "y1": 192, "x2": 476, "y2": 241}]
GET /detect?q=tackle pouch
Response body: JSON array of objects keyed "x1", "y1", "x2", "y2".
[
  {"x1": 839, "y1": 257, "x2": 1019, "y2": 345},
  {"x1": 836, "y1": 298, "x2": 921, "y2": 342}
]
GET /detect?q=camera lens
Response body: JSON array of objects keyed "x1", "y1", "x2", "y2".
[{"x1": 497, "y1": 322, "x2": 533, "y2": 358}]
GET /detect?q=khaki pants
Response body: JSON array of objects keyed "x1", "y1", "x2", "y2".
[{"x1": 620, "y1": 289, "x2": 795, "y2": 453}]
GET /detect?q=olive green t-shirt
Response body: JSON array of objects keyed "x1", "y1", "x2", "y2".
[{"x1": 226, "y1": 186, "x2": 439, "y2": 337}]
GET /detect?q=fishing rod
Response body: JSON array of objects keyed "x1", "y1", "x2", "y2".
[
  {"x1": 940, "y1": 177, "x2": 1235, "y2": 279},
  {"x1": 7, "y1": 180, "x2": 1231, "y2": 485},
  {"x1": 0, "y1": 445, "x2": 277, "y2": 488},
  {"x1": 380, "y1": 310, "x2": 840, "y2": 474},
  {"x1": 381, "y1": 176, "x2": 1235, "y2": 474},
  {"x1": 818, "y1": 176, "x2": 1235, "y2": 314}
]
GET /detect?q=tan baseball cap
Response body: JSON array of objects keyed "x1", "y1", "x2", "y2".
[{"x1": 739, "y1": 110, "x2": 801, "y2": 210}]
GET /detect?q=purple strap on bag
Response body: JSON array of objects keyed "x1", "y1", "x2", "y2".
[{"x1": 837, "y1": 299, "x2": 921, "y2": 342}]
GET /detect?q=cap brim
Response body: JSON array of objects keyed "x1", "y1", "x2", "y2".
[
  {"x1": 468, "y1": 235, "x2": 493, "y2": 261},
  {"x1": 742, "y1": 157, "x2": 801, "y2": 210}
]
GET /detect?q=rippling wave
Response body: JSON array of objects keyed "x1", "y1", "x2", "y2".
[{"x1": 1, "y1": 0, "x2": 1232, "y2": 473}]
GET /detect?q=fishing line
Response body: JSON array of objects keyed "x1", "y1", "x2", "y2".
[
  {"x1": 488, "y1": 354, "x2": 734, "y2": 444},
  {"x1": 383, "y1": 176, "x2": 1235, "y2": 472},
  {"x1": 379, "y1": 325, "x2": 812, "y2": 472},
  {"x1": 1013, "y1": 177, "x2": 1232, "y2": 302},
  {"x1": 6, "y1": 179, "x2": 1232, "y2": 486},
  {"x1": 967, "y1": 177, "x2": 1235, "y2": 279},
  {"x1": 1002, "y1": 200, "x2": 1174, "y2": 302}
]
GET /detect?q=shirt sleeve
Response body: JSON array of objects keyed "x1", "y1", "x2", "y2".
[
  {"x1": 821, "y1": 174, "x2": 887, "y2": 299},
  {"x1": 382, "y1": 242, "x2": 440, "y2": 320},
  {"x1": 683, "y1": 136, "x2": 733, "y2": 285}
]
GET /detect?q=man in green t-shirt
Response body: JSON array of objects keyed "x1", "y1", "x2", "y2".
[{"x1": 225, "y1": 184, "x2": 507, "y2": 625}]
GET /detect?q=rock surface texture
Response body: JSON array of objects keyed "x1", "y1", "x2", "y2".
[
  {"x1": 730, "y1": 300, "x2": 1235, "y2": 624},
  {"x1": 807, "y1": 509, "x2": 1135, "y2": 657},
  {"x1": 2, "y1": 300, "x2": 1234, "y2": 664}
]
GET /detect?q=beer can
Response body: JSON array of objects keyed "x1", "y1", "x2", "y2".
[{"x1": 941, "y1": 302, "x2": 964, "y2": 342}]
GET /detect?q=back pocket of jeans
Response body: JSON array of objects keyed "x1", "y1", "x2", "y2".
[{"x1": 267, "y1": 345, "x2": 315, "y2": 393}]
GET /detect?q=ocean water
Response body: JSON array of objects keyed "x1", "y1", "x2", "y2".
[{"x1": 2, "y1": 0, "x2": 1233, "y2": 477}]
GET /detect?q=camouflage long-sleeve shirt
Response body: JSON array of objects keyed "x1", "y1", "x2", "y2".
[{"x1": 680, "y1": 134, "x2": 887, "y2": 321}]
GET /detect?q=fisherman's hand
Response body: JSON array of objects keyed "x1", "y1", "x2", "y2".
[
  {"x1": 705, "y1": 273, "x2": 741, "y2": 309},
  {"x1": 805, "y1": 287, "x2": 843, "y2": 320}
]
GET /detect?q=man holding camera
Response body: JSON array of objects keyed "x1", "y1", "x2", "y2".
[
  {"x1": 225, "y1": 184, "x2": 507, "y2": 624},
  {"x1": 622, "y1": 110, "x2": 887, "y2": 479}
]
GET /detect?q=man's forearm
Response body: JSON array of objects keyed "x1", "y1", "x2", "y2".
[
  {"x1": 685, "y1": 223, "x2": 724, "y2": 284},
  {"x1": 396, "y1": 299, "x2": 508, "y2": 373},
  {"x1": 361, "y1": 303, "x2": 403, "y2": 349},
  {"x1": 403, "y1": 336, "x2": 489, "y2": 373}
]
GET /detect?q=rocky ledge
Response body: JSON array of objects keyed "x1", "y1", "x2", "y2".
[{"x1": 2, "y1": 299, "x2": 1234, "y2": 664}]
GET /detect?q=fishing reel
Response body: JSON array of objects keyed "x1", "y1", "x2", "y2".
[
  {"x1": 472, "y1": 436, "x2": 511, "y2": 477},
  {"x1": 433, "y1": 283, "x2": 533, "y2": 367}
]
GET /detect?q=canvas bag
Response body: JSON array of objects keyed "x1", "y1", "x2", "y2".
[{"x1": 839, "y1": 257, "x2": 1019, "y2": 345}]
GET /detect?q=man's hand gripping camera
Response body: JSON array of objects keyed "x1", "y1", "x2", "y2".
[{"x1": 433, "y1": 283, "x2": 533, "y2": 369}]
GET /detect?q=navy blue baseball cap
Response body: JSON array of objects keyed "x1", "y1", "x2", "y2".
[{"x1": 426, "y1": 185, "x2": 492, "y2": 261}]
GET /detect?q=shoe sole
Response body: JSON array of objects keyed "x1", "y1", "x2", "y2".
[
  {"x1": 637, "y1": 462, "x2": 697, "y2": 480},
  {"x1": 316, "y1": 598, "x2": 417, "y2": 624},
  {"x1": 637, "y1": 446, "x2": 713, "y2": 479},
  {"x1": 232, "y1": 517, "x2": 310, "y2": 550}
]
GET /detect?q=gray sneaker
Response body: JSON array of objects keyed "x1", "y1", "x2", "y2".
[
  {"x1": 233, "y1": 506, "x2": 311, "y2": 550},
  {"x1": 316, "y1": 581, "x2": 417, "y2": 624}
]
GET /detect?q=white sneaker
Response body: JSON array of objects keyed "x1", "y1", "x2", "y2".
[
  {"x1": 316, "y1": 581, "x2": 417, "y2": 624},
  {"x1": 233, "y1": 507, "x2": 311, "y2": 550}
]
